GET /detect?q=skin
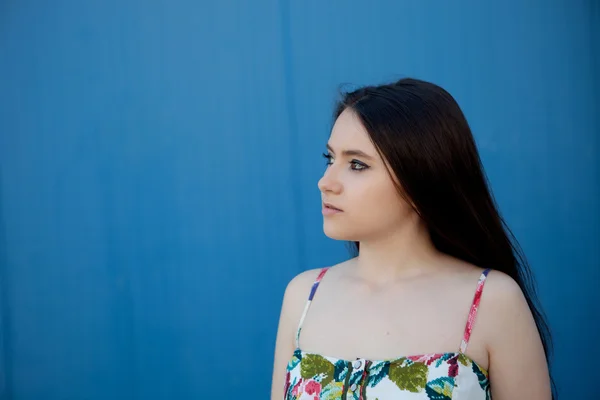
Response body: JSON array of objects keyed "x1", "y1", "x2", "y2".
[{"x1": 271, "y1": 109, "x2": 551, "y2": 399}]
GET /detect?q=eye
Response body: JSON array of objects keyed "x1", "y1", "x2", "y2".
[
  {"x1": 350, "y1": 160, "x2": 368, "y2": 171},
  {"x1": 322, "y1": 152, "x2": 333, "y2": 166}
]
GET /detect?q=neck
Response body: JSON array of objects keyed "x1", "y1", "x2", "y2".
[{"x1": 353, "y1": 218, "x2": 442, "y2": 284}]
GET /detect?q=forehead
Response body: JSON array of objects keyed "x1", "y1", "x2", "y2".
[{"x1": 329, "y1": 109, "x2": 377, "y2": 153}]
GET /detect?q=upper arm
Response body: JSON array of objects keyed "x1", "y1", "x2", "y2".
[
  {"x1": 270, "y1": 269, "x2": 321, "y2": 400},
  {"x1": 479, "y1": 271, "x2": 552, "y2": 400}
]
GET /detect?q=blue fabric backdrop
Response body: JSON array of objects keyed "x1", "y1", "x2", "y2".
[{"x1": 0, "y1": 1, "x2": 598, "y2": 398}]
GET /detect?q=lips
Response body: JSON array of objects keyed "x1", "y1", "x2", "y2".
[{"x1": 323, "y1": 202, "x2": 343, "y2": 211}]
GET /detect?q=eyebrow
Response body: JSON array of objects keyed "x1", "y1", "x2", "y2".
[{"x1": 326, "y1": 144, "x2": 375, "y2": 160}]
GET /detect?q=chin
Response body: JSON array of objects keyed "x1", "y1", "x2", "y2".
[{"x1": 323, "y1": 224, "x2": 359, "y2": 241}]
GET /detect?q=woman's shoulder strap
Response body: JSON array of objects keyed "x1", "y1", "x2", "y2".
[
  {"x1": 295, "y1": 267, "x2": 330, "y2": 348},
  {"x1": 459, "y1": 268, "x2": 491, "y2": 353}
]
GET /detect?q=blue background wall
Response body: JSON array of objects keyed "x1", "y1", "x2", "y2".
[{"x1": 0, "y1": 1, "x2": 598, "y2": 398}]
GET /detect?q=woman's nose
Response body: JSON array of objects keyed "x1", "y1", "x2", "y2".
[{"x1": 318, "y1": 168, "x2": 342, "y2": 194}]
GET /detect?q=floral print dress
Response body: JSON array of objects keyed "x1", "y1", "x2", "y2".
[{"x1": 283, "y1": 268, "x2": 492, "y2": 400}]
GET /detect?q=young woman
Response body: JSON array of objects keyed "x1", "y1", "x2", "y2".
[{"x1": 271, "y1": 78, "x2": 553, "y2": 400}]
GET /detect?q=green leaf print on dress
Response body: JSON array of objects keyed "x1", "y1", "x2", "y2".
[
  {"x1": 472, "y1": 362, "x2": 490, "y2": 397},
  {"x1": 367, "y1": 362, "x2": 390, "y2": 387},
  {"x1": 388, "y1": 358, "x2": 429, "y2": 392},
  {"x1": 333, "y1": 360, "x2": 348, "y2": 382},
  {"x1": 300, "y1": 354, "x2": 336, "y2": 387},
  {"x1": 425, "y1": 376, "x2": 454, "y2": 399},
  {"x1": 287, "y1": 349, "x2": 302, "y2": 371},
  {"x1": 457, "y1": 353, "x2": 470, "y2": 367}
]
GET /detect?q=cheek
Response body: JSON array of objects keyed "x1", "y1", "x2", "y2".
[
  {"x1": 356, "y1": 181, "x2": 408, "y2": 223},
  {"x1": 323, "y1": 176, "x2": 410, "y2": 239}
]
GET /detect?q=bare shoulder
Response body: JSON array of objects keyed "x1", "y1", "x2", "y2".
[
  {"x1": 280, "y1": 267, "x2": 329, "y2": 325},
  {"x1": 477, "y1": 269, "x2": 534, "y2": 345},
  {"x1": 440, "y1": 260, "x2": 530, "y2": 328},
  {"x1": 477, "y1": 270, "x2": 551, "y2": 397},
  {"x1": 481, "y1": 269, "x2": 528, "y2": 312},
  {"x1": 284, "y1": 267, "x2": 327, "y2": 297},
  {"x1": 445, "y1": 259, "x2": 525, "y2": 305},
  {"x1": 271, "y1": 267, "x2": 331, "y2": 399},
  {"x1": 285, "y1": 259, "x2": 351, "y2": 294}
]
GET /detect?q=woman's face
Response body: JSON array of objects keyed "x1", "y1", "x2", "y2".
[{"x1": 318, "y1": 108, "x2": 415, "y2": 242}]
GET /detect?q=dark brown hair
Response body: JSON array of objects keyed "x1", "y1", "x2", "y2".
[{"x1": 334, "y1": 78, "x2": 555, "y2": 397}]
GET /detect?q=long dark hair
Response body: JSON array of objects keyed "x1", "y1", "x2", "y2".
[{"x1": 334, "y1": 78, "x2": 555, "y2": 396}]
